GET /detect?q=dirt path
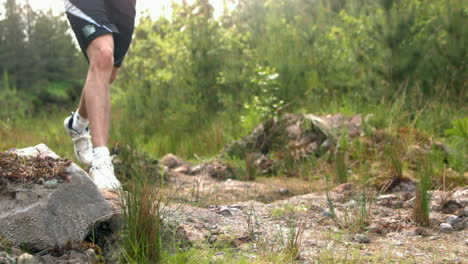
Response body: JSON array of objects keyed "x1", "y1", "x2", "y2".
[{"x1": 163, "y1": 172, "x2": 467, "y2": 263}]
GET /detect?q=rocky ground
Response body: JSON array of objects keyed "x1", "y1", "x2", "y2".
[
  {"x1": 159, "y1": 160, "x2": 467, "y2": 263},
  {"x1": 1, "y1": 113, "x2": 466, "y2": 263}
]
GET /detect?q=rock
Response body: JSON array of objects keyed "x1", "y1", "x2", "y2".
[
  {"x1": 217, "y1": 206, "x2": 233, "y2": 217},
  {"x1": 366, "y1": 224, "x2": 386, "y2": 234},
  {"x1": 229, "y1": 204, "x2": 245, "y2": 210},
  {"x1": 391, "y1": 181, "x2": 416, "y2": 192},
  {"x1": 85, "y1": 248, "x2": 96, "y2": 259},
  {"x1": 222, "y1": 113, "x2": 362, "y2": 172},
  {"x1": 452, "y1": 187, "x2": 468, "y2": 200},
  {"x1": 189, "y1": 161, "x2": 237, "y2": 180},
  {"x1": 17, "y1": 253, "x2": 35, "y2": 264},
  {"x1": 0, "y1": 144, "x2": 113, "y2": 252},
  {"x1": 457, "y1": 208, "x2": 468, "y2": 217},
  {"x1": 175, "y1": 224, "x2": 205, "y2": 244},
  {"x1": 414, "y1": 227, "x2": 430, "y2": 236},
  {"x1": 190, "y1": 165, "x2": 205, "y2": 175},
  {"x1": 445, "y1": 215, "x2": 461, "y2": 226},
  {"x1": 437, "y1": 200, "x2": 463, "y2": 214},
  {"x1": 208, "y1": 235, "x2": 218, "y2": 244},
  {"x1": 377, "y1": 194, "x2": 402, "y2": 208},
  {"x1": 231, "y1": 235, "x2": 253, "y2": 248},
  {"x1": 352, "y1": 234, "x2": 370, "y2": 243},
  {"x1": 439, "y1": 223, "x2": 453, "y2": 233},
  {"x1": 174, "y1": 165, "x2": 191, "y2": 174},
  {"x1": 34, "y1": 250, "x2": 92, "y2": 263},
  {"x1": 334, "y1": 183, "x2": 352, "y2": 193},
  {"x1": 253, "y1": 154, "x2": 275, "y2": 174},
  {"x1": 322, "y1": 210, "x2": 334, "y2": 218},
  {"x1": 377, "y1": 194, "x2": 397, "y2": 200},
  {"x1": 286, "y1": 124, "x2": 302, "y2": 139},
  {"x1": 204, "y1": 161, "x2": 237, "y2": 180},
  {"x1": 161, "y1": 153, "x2": 184, "y2": 169}
]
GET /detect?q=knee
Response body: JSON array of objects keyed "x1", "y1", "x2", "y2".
[{"x1": 89, "y1": 45, "x2": 114, "y2": 71}]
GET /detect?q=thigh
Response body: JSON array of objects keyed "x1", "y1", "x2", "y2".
[
  {"x1": 66, "y1": 0, "x2": 119, "y2": 63},
  {"x1": 106, "y1": 0, "x2": 137, "y2": 67}
]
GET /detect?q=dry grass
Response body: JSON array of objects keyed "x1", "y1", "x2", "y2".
[{"x1": 0, "y1": 152, "x2": 71, "y2": 183}]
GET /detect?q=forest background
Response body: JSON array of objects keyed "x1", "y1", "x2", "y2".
[{"x1": 0, "y1": 0, "x2": 466, "y2": 164}]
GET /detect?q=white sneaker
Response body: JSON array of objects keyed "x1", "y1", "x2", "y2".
[
  {"x1": 64, "y1": 113, "x2": 93, "y2": 166},
  {"x1": 90, "y1": 158, "x2": 122, "y2": 189}
]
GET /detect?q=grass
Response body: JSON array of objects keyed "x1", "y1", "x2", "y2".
[
  {"x1": 119, "y1": 151, "x2": 164, "y2": 264},
  {"x1": 412, "y1": 154, "x2": 432, "y2": 226}
]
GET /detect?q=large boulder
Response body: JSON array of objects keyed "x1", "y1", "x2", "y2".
[
  {"x1": 221, "y1": 113, "x2": 362, "y2": 175},
  {"x1": 0, "y1": 144, "x2": 113, "y2": 252}
]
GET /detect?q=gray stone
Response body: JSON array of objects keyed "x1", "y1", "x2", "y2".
[
  {"x1": 445, "y1": 215, "x2": 460, "y2": 226},
  {"x1": 457, "y1": 208, "x2": 468, "y2": 217},
  {"x1": 218, "y1": 206, "x2": 233, "y2": 217},
  {"x1": 0, "y1": 144, "x2": 113, "y2": 252},
  {"x1": 352, "y1": 234, "x2": 370, "y2": 243},
  {"x1": 85, "y1": 248, "x2": 96, "y2": 259},
  {"x1": 229, "y1": 204, "x2": 245, "y2": 210},
  {"x1": 322, "y1": 210, "x2": 334, "y2": 218},
  {"x1": 439, "y1": 223, "x2": 453, "y2": 233}
]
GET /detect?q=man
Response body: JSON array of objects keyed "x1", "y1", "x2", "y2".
[{"x1": 63, "y1": 0, "x2": 136, "y2": 189}]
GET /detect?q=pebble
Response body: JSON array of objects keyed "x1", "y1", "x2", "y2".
[
  {"x1": 218, "y1": 206, "x2": 233, "y2": 217},
  {"x1": 395, "y1": 240, "x2": 404, "y2": 246},
  {"x1": 439, "y1": 223, "x2": 453, "y2": 233},
  {"x1": 85, "y1": 248, "x2": 96, "y2": 259},
  {"x1": 322, "y1": 210, "x2": 334, "y2": 218},
  {"x1": 229, "y1": 204, "x2": 245, "y2": 210},
  {"x1": 445, "y1": 215, "x2": 460, "y2": 225},
  {"x1": 352, "y1": 234, "x2": 371, "y2": 244},
  {"x1": 209, "y1": 235, "x2": 218, "y2": 244},
  {"x1": 457, "y1": 208, "x2": 468, "y2": 217},
  {"x1": 279, "y1": 188, "x2": 289, "y2": 195},
  {"x1": 17, "y1": 253, "x2": 34, "y2": 264}
]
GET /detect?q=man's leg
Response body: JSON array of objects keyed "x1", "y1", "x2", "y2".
[
  {"x1": 77, "y1": 66, "x2": 118, "y2": 120},
  {"x1": 80, "y1": 34, "x2": 115, "y2": 148}
]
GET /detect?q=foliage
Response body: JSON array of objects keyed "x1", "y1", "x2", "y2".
[
  {"x1": 110, "y1": 0, "x2": 468, "y2": 159},
  {"x1": 0, "y1": 0, "x2": 85, "y2": 119},
  {"x1": 119, "y1": 145, "x2": 164, "y2": 264},
  {"x1": 444, "y1": 117, "x2": 468, "y2": 173}
]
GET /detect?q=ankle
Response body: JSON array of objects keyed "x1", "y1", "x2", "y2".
[{"x1": 72, "y1": 110, "x2": 89, "y2": 132}]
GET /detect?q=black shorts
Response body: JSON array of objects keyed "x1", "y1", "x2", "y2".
[{"x1": 65, "y1": 0, "x2": 136, "y2": 67}]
